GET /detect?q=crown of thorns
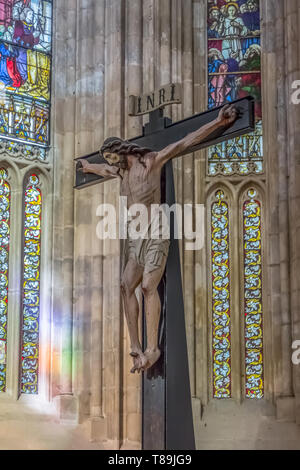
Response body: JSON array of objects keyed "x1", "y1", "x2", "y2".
[{"x1": 100, "y1": 137, "x2": 152, "y2": 158}]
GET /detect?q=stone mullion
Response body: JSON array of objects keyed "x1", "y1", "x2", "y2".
[{"x1": 5, "y1": 168, "x2": 22, "y2": 400}]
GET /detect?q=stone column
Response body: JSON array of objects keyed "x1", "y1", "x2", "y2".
[
  {"x1": 193, "y1": 0, "x2": 208, "y2": 421},
  {"x1": 121, "y1": 0, "x2": 143, "y2": 448},
  {"x1": 87, "y1": 0, "x2": 106, "y2": 440},
  {"x1": 68, "y1": 0, "x2": 107, "y2": 438},
  {"x1": 52, "y1": 0, "x2": 78, "y2": 420},
  {"x1": 284, "y1": 0, "x2": 300, "y2": 424},
  {"x1": 101, "y1": 0, "x2": 124, "y2": 447},
  {"x1": 183, "y1": 0, "x2": 195, "y2": 396},
  {"x1": 262, "y1": 0, "x2": 300, "y2": 422}
]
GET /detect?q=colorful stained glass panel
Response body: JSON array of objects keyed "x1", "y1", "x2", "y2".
[
  {"x1": 0, "y1": 168, "x2": 10, "y2": 392},
  {"x1": 208, "y1": 119, "x2": 263, "y2": 175},
  {"x1": 0, "y1": 0, "x2": 52, "y2": 53},
  {"x1": 20, "y1": 173, "x2": 41, "y2": 394},
  {"x1": 0, "y1": 1, "x2": 52, "y2": 151},
  {"x1": 212, "y1": 190, "x2": 231, "y2": 398},
  {"x1": 0, "y1": 42, "x2": 50, "y2": 101},
  {"x1": 0, "y1": 93, "x2": 49, "y2": 145},
  {"x1": 207, "y1": 0, "x2": 263, "y2": 176},
  {"x1": 243, "y1": 189, "x2": 263, "y2": 399}
]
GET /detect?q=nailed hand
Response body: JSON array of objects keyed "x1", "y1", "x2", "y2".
[{"x1": 217, "y1": 104, "x2": 239, "y2": 127}]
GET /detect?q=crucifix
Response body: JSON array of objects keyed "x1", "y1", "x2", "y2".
[{"x1": 74, "y1": 84, "x2": 255, "y2": 450}]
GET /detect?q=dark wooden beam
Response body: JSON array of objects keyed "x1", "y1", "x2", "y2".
[{"x1": 74, "y1": 96, "x2": 255, "y2": 189}]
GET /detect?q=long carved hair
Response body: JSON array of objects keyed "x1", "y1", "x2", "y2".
[{"x1": 100, "y1": 137, "x2": 152, "y2": 167}]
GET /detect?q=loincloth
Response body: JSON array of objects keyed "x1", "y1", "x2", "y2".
[
  {"x1": 127, "y1": 236, "x2": 170, "y2": 274},
  {"x1": 124, "y1": 208, "x2": 170, "y2": 274}
]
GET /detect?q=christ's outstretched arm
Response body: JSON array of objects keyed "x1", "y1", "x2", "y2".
[
  {"x1": 154, "y1": 104, "x2": 238, "y2": 169},
  {"x1": 77, "y1": 159, "x2": 120, "y2": 178}
]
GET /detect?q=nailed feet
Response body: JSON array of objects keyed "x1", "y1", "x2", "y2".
[
  {"x1": 130, "y1": 350, "x2": 147, "y2": 374},
  {"x1": 130, "y1": 348, "x2": 161, "y2": 374}
]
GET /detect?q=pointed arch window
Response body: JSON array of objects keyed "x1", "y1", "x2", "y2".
[
  {"x1": 211, "y1": 189, "x2": 231, "y2": 398},
  {"x1": 210, "y1": 186, "x2": 265, "y2": 400},
  {"x1": 0, "y1": 169, "x2": 10, "y2": 392},
  {"x1": 207, "y1": 0, "x2": 265, "y2": 401},
  {"x1": 242, "y1": 188, "x2": 264, "y2": 399},
  {"x1": 20, "y1": 173, "x2": 42, "y2": 394}
]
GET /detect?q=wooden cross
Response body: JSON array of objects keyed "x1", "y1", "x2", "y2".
[{"x1": 74, "y1": 93, "x2": 255, "y2": 450}]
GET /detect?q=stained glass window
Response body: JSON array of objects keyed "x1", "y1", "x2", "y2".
[
  {"x1": 0, "y1": 168, "x2": 10, "y2": 392},
  {"x1": 207, "y1": 0, "x2": 263, "y2": 175},
  {"x1": 243, "y1": 188, "x2": 263, "y2": 398},
  {"x1": 20, "y1": 173, "x2": 41, "y2": 394},
  {"x1": 211, "y1": 190, "x2": 231, "y2": 398},
  {"x1": 0, "y1": 1, "x2": 52, "y2": 156}
]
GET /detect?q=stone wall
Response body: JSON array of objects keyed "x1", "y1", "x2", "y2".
[
  {"x1": 50, "y1": 0, "x2": 300, "y2": 449},
  {"x1": 261, "y1": 0, "x2": 300, "y2": 423}
]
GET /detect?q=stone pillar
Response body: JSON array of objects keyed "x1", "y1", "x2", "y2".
[
  {"x1": 181, "y1": 0, "x2": 196, "y2": 398},
  {"x1": 284, "y1": 0, "x2": 300, "y2": 424},
  {"x1": 262, "y1": 0, "x2": 293, "y2": 407},
  {"x1": 262, "y1": 0, "x2": 300, "y2": 423},
  {"x1": 52, "y1": 0, "x2": 78, "y2": 421},
  {"x1": 121, "y1": 0, "x2": 143, "y2": 448},
  {"x1": 87, "y1": 0, "x2": 107, "y2": 440},
  {"x1": 101, "y1": 0, "x2": 124, "y2": 447},
  {"x1": 193, "y1": 0, "x2": 208, "y2": 424}
]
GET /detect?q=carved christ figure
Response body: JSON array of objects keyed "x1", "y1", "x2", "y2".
[{"x1": 78, "y1": 104, "x2": 237, "y2": 374}]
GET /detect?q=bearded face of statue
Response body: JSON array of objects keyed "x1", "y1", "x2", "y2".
[{"x1": 103, "y1": 152, "x2": 128, "y2": 169}]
